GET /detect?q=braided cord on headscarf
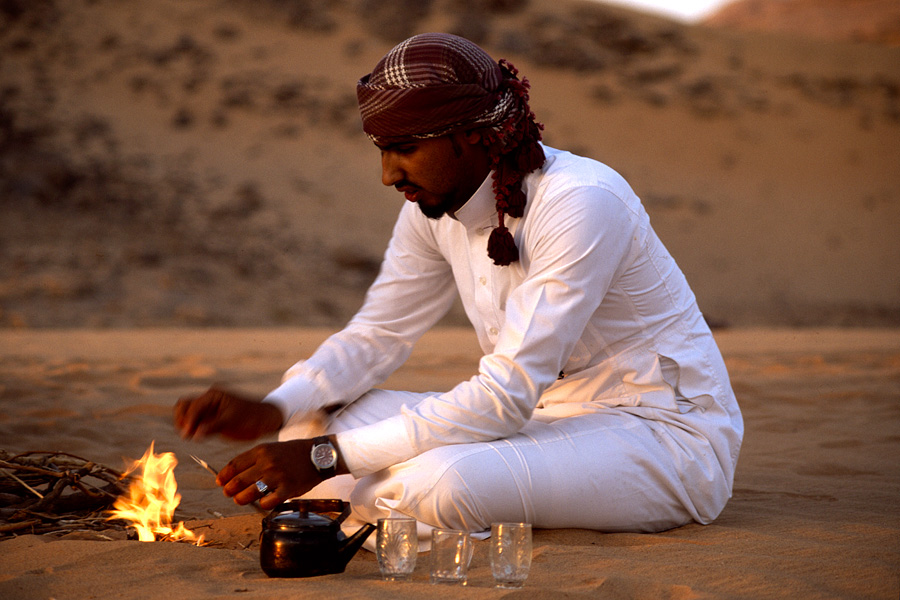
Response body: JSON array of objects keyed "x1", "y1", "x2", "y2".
[{"x1": 484, "y1": 59, "x2": 545, "y2": 265}]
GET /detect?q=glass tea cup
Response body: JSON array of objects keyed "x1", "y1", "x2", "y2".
[
  {"x1": 490, "y1": 522, "x2": 532, "y2": 588},
  {"x1": 376, "y1": 517, "x2": 418, "y2": 581},
  {"x1": 429, "y1": 528, "x2": 474, "y2": 585}
]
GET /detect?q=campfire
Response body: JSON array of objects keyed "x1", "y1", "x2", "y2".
[
  {"x1": 0, "y1": 443, "x2": 206, "y2": 544},
  {"x1": 107, "y1": 441, "x2": 204, "y2": 545}
]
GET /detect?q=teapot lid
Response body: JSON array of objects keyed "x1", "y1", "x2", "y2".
[
  {"x1": 267, "y1": 509, "x2": 338, "y2": 531},
  {"x1": 263, "y1": 499, "x2": 349, "y2": 532}
]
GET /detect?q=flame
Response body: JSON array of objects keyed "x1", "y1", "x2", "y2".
[{"x1": 108, "y1": 442, "x2": 204, "y2": 545}]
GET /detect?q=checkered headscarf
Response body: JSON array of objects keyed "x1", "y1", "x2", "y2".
[{"x1": 357, "y1": 33, "x2": 545, "y2": 266}]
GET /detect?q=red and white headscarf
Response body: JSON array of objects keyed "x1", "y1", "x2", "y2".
[{"x1": 357, "y1": 33, "x2": 545, "y2": 266}]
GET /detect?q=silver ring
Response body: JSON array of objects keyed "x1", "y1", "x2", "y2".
[{"x1": 255, "y1": 480, "x2": 270, "y2": 496}]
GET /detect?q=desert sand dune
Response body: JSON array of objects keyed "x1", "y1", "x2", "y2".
[{"x1": 1, "y1": 0, "x2": 897, "y2": 328}]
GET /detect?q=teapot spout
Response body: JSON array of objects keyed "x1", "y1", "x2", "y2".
[{"x1": 338, "y1": 522, "x2": 376, "y2": 567}]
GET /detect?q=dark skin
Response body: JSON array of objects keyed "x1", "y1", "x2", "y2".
[
  {"x1": 174, "y1": 387, "x2": 351, "y2": 510},
  {"x1": 378, "y1": 129, "x2": 492, "y2": 219},
  {"x1": 173, "y1": 130, "x2": 491, "y2": 510}
]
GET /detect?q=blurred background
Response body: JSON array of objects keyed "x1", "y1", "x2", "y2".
[{"x1": 1, "y1": 0, "x2": 898, "y2": 329}]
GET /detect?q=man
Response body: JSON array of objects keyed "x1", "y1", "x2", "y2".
[{"x1": 174, "y1": 33, "x2": 743, "y2": 536}]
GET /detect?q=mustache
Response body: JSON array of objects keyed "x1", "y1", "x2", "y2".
[{"x1": 394, "y1": 180, "x2": 420, "y2": 192}]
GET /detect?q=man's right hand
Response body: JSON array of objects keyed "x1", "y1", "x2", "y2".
[{"x1": 174, "y1": 386, "x2": 284, "y2": 441}]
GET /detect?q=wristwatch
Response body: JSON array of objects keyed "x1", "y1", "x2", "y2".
[{"x1": 310, "y1": 436, "x2": 338, "y2": 479}]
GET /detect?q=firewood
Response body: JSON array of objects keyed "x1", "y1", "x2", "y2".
[{"x1": 0, "y1": 449, "x2": 133, "y2": 539}]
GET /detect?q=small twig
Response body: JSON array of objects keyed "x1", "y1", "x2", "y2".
[
  {"x1": 70, "y1": 478, "x2": 120, "y2": 500},
  {"x1": 0, "y1": 468, "x2": 44, "y2": 499},
  {"x1": 0, "y1": 459, "x2": 66, "y2": 480},
  {"x1": 90, "y1": 468, "x2": 128, "y2": 486},
  {"x1": 13, "y1": 450, "x2": 96, "y2": 465},
  {"x1": 0, "y1": 519, "x2": 40, "y2": 533},
  {"x1": 19, "y1": 510, "x2": 66, "y2": 520},
  {"x1": 29, "y1": 477, "x2": 69, "y2": 513},
  {"x1": 58, "y1": 517, "x2": 107, "y2": 526}
]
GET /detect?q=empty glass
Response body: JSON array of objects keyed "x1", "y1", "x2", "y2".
[
  {"x1": 429, "y1": 528, "x2": 474, "y2": 585},
  {"x1": 490, "y1": 522, "x2": 532, "y2": 588},
  {"x1": 376, "y1": 517, "x2": 418, "y2": 581}
]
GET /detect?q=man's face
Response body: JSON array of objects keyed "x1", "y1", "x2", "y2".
[{"x1": 378, "y1": 133, "x2": 489, "y2": 219}]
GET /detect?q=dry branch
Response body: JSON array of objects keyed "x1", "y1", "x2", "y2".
[{"x1": 0, "y1": 450, "x2": 133, "y2": 538}]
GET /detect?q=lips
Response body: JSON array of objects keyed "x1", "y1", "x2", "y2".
[{"x1": 396, "y1": 185, "x2": 422, "y2": 203}]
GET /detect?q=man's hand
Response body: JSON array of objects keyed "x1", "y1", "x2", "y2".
[
  {"x1": 174, "y1": 386, "x2": 283, "y2": 441},
  {"x1": 217, "y1": 439, "x2": 338, "y2": 510}
]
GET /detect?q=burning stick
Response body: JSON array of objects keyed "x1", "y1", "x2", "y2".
[
  {"x1": 190, "y1": 455, "x2": 266, "y2": 515},
  {"x1": 190, "y1": 455, "x2": 219, "y2": 478}
]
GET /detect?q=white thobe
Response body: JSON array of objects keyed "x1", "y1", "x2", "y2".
[{"x1": 265, "y1": 145, "x2": 743, "y2": 536}]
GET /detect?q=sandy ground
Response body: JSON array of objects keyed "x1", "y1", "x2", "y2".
[{"x1": 0, "y1": 327, "x2": 898, "y2": 599}]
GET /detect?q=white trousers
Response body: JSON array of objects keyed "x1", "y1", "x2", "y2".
[{"x1": 281, "y1": 389, "x2": 732, "y2": 547}]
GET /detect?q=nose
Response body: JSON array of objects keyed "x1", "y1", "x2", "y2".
[{"x1": 381, "y1": 151, "x2": 403, "y2": 187}]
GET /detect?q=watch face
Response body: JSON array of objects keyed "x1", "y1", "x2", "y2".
[{"x1": 312, "y1": 443, "x2": 337, "y2": 469}]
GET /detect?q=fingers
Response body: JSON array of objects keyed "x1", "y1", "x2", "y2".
[
  {"x1": 257, "y1": 489, "x2": 285, "y2": 511},
  {"x1": 173, "y1": 387, "x2": 282, "y2": 441},
  {"x1": 217, "y1": 441, "x2": 313, "y2": 509},
  {"x1": 234, "y1": 480, "x2": 285, "y2": 511},
  {"x1": 227, "y1": 479, "x2": 283, "y2": 511},
  {"x1": 216, "y1": 447, "x2": 257, "y2": 490},
  {"x1": 173, "y1": 389, "x2": 222, "y2": 440},
  {"x1": 219, "y1": 448, "x2": 282, "y2": 507}
]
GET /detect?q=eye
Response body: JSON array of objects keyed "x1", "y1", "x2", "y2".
[{"x1": 379, "y1": 144, "x2": 415, "y2": 158}]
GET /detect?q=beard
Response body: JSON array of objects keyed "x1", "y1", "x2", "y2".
[
  {"x1": 416, "y1": 195, "x2": 459, "y2": 219},
  {"x1": 417, "y1": 197, "x2": 455, "y2": 219},
  {"x1": 396, "y1": 178, "x2": 467, "y2": 220}
]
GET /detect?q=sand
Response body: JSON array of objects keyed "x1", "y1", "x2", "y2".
[{"x1": 1, "y1": 327, "x2": 899, "y2": 599}]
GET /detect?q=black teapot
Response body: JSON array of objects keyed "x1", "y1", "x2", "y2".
[{"x1": 259, "y1": 499, "x2": 375, "y2": 578}]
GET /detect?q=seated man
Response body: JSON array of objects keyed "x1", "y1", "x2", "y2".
[{"x1": 174, "y1": 33, "x2": 743, "y2": 537}]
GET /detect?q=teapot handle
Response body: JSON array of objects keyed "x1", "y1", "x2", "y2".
[{"x1": 308, "y1": 499, "x2": 350, "y2": 524}]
